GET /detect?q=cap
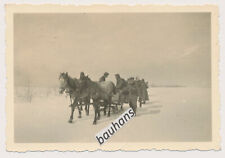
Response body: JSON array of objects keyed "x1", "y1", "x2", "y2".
[
  {"x1": 104, "y1": 72, "x2": 109, "y2": 76},
  {"x1": 115, "y1": 74, "x2": 120, "y2": 77}
]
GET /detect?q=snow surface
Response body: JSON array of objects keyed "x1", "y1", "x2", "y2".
[{"x1": 14, "y1": 87, "x2": 211, "y2": 143}]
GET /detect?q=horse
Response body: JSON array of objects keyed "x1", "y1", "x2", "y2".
[
  {"x1": 59, "y1": 72, "x2": 90, "y2": 123},
  {"x1": 79, "y1": 76, "x2": 116, "y2": 124}
]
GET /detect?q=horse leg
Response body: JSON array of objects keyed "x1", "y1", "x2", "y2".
[
  {"x1": 85, "y1": 99, "x2": 90, "y2": 116},
  {"x1": 107, "y1": 98, "x2": 112, "y2": 117},
  {"x1": 133, "y1": 104, "x2": 137, "y2": 116},
  {"x1": 84, "y1": 98, "x2": 88, "y2": 111},
  {"x1": 119, "y1": 95, "x2": 123, "y2": 110},
  {"x1": 68, "y1": 97, "x2": 79, "y2": 123},
  {"x1": 87, "y1": 102, "x2": 90, "y2": 116},
  {"x1": 85, "y1": 103, "x2": 88, "y2": 116},
  {"x1": 80, "y1": 103, "x2": 83, "y2": 111},
  {"x1": 84, "y1": 103, "x2": 87, "y2": 115},
  {"x1": 120, "y1": 101, "x2": 124, "y2": 110},
  {"x1": 97, "y1": 103, "x2": 101, "y2": 120},
  {"x1": 93, "y1": 100, "x2": 99, "y2": 120},
  {"x1": 85, "y1": 98, "x2": 89, "y2": 116},
  {"x1": 78, "y1": 103, "x2": 82, "y2": 118},
  {"x1": 139, "y1": 97, "x2": 142, "y2": 108},
  {"x1": 69, "y1": 95, "x2": 72, "y2": 107},
  {"x1": 103, "y1": 101, "x2": 107, "y2": 116},
  {"x1": 93, "y1": 101, "x2": 97, "y2": 125},
  {"x1": 115, "y1": 104, "x2": 119, "y2": 113},
  {"x1": 69, "y1": 105, "x2": 75, "y2": 123}
]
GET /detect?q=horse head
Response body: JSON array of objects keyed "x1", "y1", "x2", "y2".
[{"x1": 59, "y1": 72, "x2": 69, "y2": 94}]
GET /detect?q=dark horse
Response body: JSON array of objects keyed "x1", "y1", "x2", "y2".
[
  {"x1": 79, "y1": 76, "x2": 116, "y2": 124},
  {"x1": 59, "y1": 72, "x2": 90, "y2": 123}
]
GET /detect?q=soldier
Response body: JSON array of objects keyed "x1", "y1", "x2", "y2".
[
  {"x1": 126, "y1": 77, "x2": 138, "y2": 115},
  {"x1": 79, "y1": 72, "x2": 86, "y2": 81},
  {"x1": 141, "y1": 79, "x2": 149, "y2": 102},
  {"x1": 79, "y1": 72, "x2": 89, "y2": 111},
  {"x1": 115, "y1": 74, "x2": 128, "y2": 103},
  {"x1": 79, "y1": 72, "x2": 88, "y2": 95},
  {"x1": 115, "y1": 74, "x2": 127, "y2": 91},
  {"x1": 99, "y1": 72, "x2": 109, "y2": 82},
  {"x1": 135, "y1": 78, "x2": 144, "y2": 107}
]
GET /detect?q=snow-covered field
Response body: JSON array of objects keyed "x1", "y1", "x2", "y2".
[{"x1": 14, "y1": 87, "x2": 211, "y2": 143}]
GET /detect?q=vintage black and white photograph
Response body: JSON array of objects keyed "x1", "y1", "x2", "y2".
[{"x1": 6, "y1": 5, "x2": 220, "y2": 151}]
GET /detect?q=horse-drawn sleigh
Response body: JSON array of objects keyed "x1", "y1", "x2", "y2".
[{"x1": 59, "y1": 72, "x2": 149, "y2": 125}]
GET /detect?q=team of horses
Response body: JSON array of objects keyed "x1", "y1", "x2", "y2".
[{"x1": 59, "y1": 72, "x2": 149, "y2": 125}]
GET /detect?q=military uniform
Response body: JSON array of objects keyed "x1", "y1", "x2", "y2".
[
  {"x1": 116, "y1": 79, "x2": 127, "y2": 91},
  {"x1": 115, "y1": 74, "x2": 128, "y2": 103},
  {"x1": 140, "y1": 79, "x2": 149, "y2": 102},
  {"x1": 99, "y1": 72, "x2": 109, "y2": 82},
  {"x1": 99, "y1": 76, "x2": 106, "y2": 82},
  {"x1": 126, "y1": 78, "x2": 138, "y2": 114},
  {"x1": 79, "y1": 72, "x2": 88, "y2": 95},
  {"x1": 80, "y1": 72, "x2": 86, "y2": 81}
]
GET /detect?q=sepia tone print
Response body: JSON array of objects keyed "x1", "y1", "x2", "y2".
[{"x1": 6, "y1": 5, "x2": 220, "y2": 151}]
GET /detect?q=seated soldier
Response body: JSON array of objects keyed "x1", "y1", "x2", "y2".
[{"x1": 99, "y1": 72, "x2": 109, "y2": 82}]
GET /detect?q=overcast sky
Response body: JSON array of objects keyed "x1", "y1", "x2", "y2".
[{"x1": 14, "y1": 13, "x2": 211, "y2": 87}]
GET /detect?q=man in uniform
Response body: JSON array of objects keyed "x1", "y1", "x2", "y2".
[
  {"x1": 141, "y1": 79, "x2": 149, "y2": 102},
  {"x1": 79, "y1": 72, "x2": 86, "y2": 81},
  {"x1": 99, "y1": 72, "x2": 109, "y2": 82},
  {"x1": 79, "y1": 72, "x2": 88, "y2": 95},
  {"x1": 125, "y1": 77, "x2": 138, "y2": 115},
  {"x1": 115, "y1": 74, "x2": 128, "y2": 105},
  {"x1": 135, "y1": 77, "x2": 144, "y2": 107},
  {"x1": 115, "y1": 74, "x2": 127, "y2": 91},
  {"x1": 78, "y1": 72, "x2": 89, "y2": 111}
]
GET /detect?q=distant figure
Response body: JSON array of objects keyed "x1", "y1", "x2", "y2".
[
  {"x1": 80, "y1": 72, "x2": 86, "y2": 81},
  {"x1": 99, "y1": 72, "x2": 109, "y2": 82},
  {"x1": 141, "y1": 79, "x2": 149, "y2": 102}
]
